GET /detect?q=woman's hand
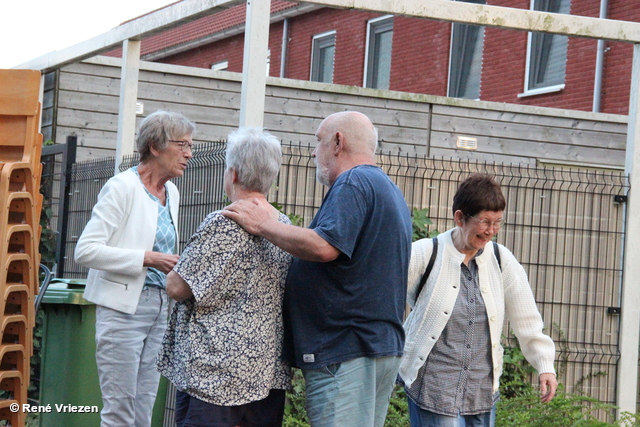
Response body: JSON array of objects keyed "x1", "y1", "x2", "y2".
[
  {"x1": 166, "y1": 271, "x2": 193, "y2": 301},
  {"x1": 539, "y1": 373, "x2": 558, "y2": 402},
  {"x1": 144, "y1": 251, "x2": 180, "y2": 274}
]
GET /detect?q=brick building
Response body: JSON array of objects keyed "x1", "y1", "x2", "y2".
[{"x1": 106, "y1": 0, "x2": 638, "y2": 115}]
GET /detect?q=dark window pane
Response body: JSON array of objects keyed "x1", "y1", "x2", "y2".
[{"x1": 366, "y1": 18, "x2": 393, "y2": 89}]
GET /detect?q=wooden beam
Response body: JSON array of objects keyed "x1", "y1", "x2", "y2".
[
  {"x1": 14, "y1": 0, "x2": 245, "y2": 73},
  {"x1": 115, "y1": 40, "x2": 141, "y2": 173},
  {"x1": 239, "y1": 0, "x2": 271, "y2": 128},
  {"x1": 298, "y1": 0, "x2": 640, "y2": 43},
  {"x1": 619, "y1": 43, "x2": 640, "y2": 418}
]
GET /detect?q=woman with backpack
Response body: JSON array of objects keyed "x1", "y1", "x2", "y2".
[{"x1": 398, "y1": 173, "x2": 557, "y2": 427}]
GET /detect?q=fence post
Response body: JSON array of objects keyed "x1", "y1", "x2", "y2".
[{"x1": 55, "y1": 135, "x2": 77, "y2": 278}]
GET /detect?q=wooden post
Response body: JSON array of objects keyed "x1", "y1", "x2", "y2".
[
  {"x1": 115, "y1": 39, "x2": 141, "y2": 173},
  {"x1": 619, "y1": 42, "x2": 640, "y2": 418},
  {"x1": 239, "y1": 0, "x2": 271, "y2": 128}
]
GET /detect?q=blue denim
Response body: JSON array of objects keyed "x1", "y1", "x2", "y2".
[
  {"x1": 408, "y1": 396, "x2": 496, "y2": 427},
  {"x1": 302, "y1": 356, "x2": 401, "y2": 427}
]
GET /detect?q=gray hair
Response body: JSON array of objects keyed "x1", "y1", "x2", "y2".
[
  {"x1": 225, "y1": 127, "x2": 282, "y2": 195},
  {"x1": 137, "y1": 110, "x2": 197, "y2": 162}
]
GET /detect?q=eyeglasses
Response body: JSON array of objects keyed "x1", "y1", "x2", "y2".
[
  {"x1": 465, "y1": 214, "x2": 505, "y2": 231},
  {"x1": 168, "y1": 140, "x2": 194, "y2": 153}
]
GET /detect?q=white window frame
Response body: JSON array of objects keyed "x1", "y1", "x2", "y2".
[
  {"x1": 310, "y1": 30, "x2": 336, "y2": 83},
  {"x1": 266, "y1": 49, "x2": 271, "y2": 76},
  {"x1": 210, "y1": 60, "x2": 229, "y2": 71},
  {"x1": 363, "y1": 15, "x2": 394, "y2": 89},
  {"x1": 520, "y1": 0, "x2": 570, "y2": 97}
]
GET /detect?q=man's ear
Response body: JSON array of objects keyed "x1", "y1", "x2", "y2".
[{"x1": 333, "y1": 132, "x2": 344, "y2": 155}]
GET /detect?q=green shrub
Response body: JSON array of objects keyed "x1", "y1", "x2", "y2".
[
  {"x1": 283, "y1": 369, "x2": 309, "y2": 427},
  {"x1": 383, "y1": 386, "x2": 410, "y2": 427},
  {"x1": 500, "y1": 342, "x2": 536, "y2": 399},
  {"x1": 496, "y1": 387, "x2": 632, "y2": 427},
  {"x1": 411, "y1": 207, "x2": 438, "y2": 241}
]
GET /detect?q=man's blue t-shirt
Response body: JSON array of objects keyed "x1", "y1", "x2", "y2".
[{"x1": 283, "y1": 164, "x2": 412, "y2": 369}]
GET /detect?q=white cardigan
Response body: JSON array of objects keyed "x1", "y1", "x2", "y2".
[
  {"x1": 74, "y1": 168, "x2": 179, "y2": 314},
  {"x1": 399, "y1": 228, "x2": 556, "y2": 392}
]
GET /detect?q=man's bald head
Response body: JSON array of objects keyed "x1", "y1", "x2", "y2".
[{"x1": 319, "y1": 111, "x2": 378, "y2": 156}]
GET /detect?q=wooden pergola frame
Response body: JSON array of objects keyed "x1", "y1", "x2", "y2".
[{"x1": 16, "y1": 0, "x2": 640, "y2": 416}]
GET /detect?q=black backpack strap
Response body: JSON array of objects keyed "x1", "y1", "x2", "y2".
[
  {"x1": 493, "y1": 241, "x2": 502, "y2": 271},
  {"x1": 416, "y1": 236, "x2": 438, "y2": 300}
]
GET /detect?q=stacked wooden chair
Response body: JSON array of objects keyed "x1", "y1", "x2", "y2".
[{"x1": 0, "y1": 69, "x2": 43, "y2": 426}]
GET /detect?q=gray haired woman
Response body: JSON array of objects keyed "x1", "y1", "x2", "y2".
[
  {"x1": 75, "y1": 110, "x2": 196, "y2": 426},
  {"x1": 157, "y1": 127, "x2": 292, "y2": 427}
]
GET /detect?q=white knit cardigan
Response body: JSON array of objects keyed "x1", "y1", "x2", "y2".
[
  {"x1": 399, "y1": 228, "x2": 556, "y2": 392},
  {"x1": 74, "y1": 168, "x2": 179, "y2": 314}
]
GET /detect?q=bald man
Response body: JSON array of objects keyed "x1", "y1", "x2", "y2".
[{"x1": 223, "y1": 111, "x2": 412, "y2": 427}]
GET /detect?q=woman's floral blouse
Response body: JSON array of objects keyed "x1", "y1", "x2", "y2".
[{"x1": 157, "y1": 211, "x2": 293, "y2": 406}]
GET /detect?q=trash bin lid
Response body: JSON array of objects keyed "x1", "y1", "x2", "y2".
[{"x1": 41, "y1": 278, "x2": 93, "y2": 305}]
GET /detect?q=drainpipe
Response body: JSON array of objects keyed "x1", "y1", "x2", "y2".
[
  {"x1": 592, "y1": 0, "x2": 608, "y2": 112},
  {"x1": 280, "y1": 18, "x2": 289, "y2": 78}
]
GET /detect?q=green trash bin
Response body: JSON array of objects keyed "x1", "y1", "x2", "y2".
[{"x1": 38, "y1": 279, "x2": 167, "y2": 427}]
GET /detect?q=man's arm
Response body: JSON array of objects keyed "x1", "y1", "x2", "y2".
[
  {"x1": 166, "y1": 270, "x2": 193, "y2": 301},
  {"x1": 221, "y1": 198, "x2": 340, "y2": 262}
]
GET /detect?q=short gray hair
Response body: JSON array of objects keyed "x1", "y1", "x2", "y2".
[
  {"x1": 137, "y1": 110, "x2": 196, "y2": 162},
  {"x1": 226, "y1": 127, "x2": 282, "y2": 195}
]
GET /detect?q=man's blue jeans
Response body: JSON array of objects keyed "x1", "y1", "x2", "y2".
[{"x1": 302, "y1": 356, "x2": 401, "y2": 427}]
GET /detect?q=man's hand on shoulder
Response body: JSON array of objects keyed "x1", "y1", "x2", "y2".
[{"x1": 221, "y1": 197, "x2": 279, "y2": 236}]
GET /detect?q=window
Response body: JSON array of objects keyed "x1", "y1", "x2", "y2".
[
  {"x1": 448, "y1": 0, "x2": 485, "y2": 99},
  {"x1": 522, "y1": 0, "x2": 570, "y2": 95},
  {"x1": 211, "y1": 61, "x2": 228, "y2": 71},
  {"x1": 364, "y1": 16, "x2": 393, "y2": 90},
  {"x1": 311, "y1": 31, "x2": 336, "y2": 83}
]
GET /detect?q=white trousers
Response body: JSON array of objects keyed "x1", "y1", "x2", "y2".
[{"x1": 95, "y1": 287, "x2": 168, "y2": 427}]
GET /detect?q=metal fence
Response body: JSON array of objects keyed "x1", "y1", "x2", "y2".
[
  {"x1": 273, "y1": 144, "x2": 627, "y2": 410},
  {"x1": 56, "y1": 141, "x2": 628, "y2": 416}
]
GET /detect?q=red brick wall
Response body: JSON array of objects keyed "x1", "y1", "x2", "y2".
[
  {"x1": 157, "y1": 21, "x2": 285, "y2": 75},
  {"x1": 142, "y1": 0, "x2": 640, "y2": 115},
  {"x1": 390, "y1": 16, "x2": 451, "y2": 96},
  {"x1": 160, "y1": 33, "x2": 246, "y2": 71},
  {"x1": 284, "y1": 8, "x2": 384, "y2": 85},
  {"x1": 599, "y1": 0, "x2": 639, "y2": 115},
  {"x1": 269, "y1": 21, "x2": 284, "y2": 77},
  {"x1": 478, "y1": 0, "x2": 634, "y2": 113}
]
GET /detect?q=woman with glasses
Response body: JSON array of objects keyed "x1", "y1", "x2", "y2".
[
  {"x1": 398, "y1": 173, "x2": 557, "y2": 427},
  {"x1": 75, "y1": 110, "x2": 195, "y2": 427}
]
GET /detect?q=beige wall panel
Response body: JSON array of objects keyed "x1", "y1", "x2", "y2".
[
  {"x1": 428, "y1": 147, "x2": 537, "y2": 165},
  {"x1": 431, "y1": 113, "x2": 626, "y2": 150},
  {"x1": 56, "y1": 60, "x2": 629, "y2": 169},
  {"x1": 137, "y1": 81, "x2": 240, "y2": 108},
  {"x1": 58, "y1": 91, "x2": 119, "y2": 114},
  {"x1": 139, "y1": 69, "x2": 242, "y2": 94},
  {"x1": 62, "y1": 61, "x2": 123, "y2": 78},
  {"x1": 268, "y1": 83, "x2": 433, "y2": 113},
  {"x1": 429, "y1": 131, "x2": 625, "y2": 166},
  {"x1": 432, "y1": 104, "x2": 626, "y2": 134},
  {"x1": 60, "y1": 72, "x2": 122, "y2": 96}
]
